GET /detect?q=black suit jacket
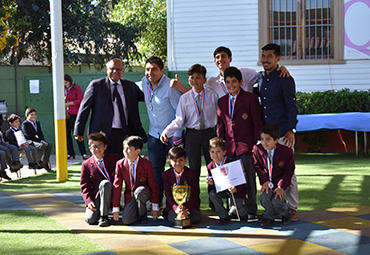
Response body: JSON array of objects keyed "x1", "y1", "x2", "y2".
[
  {"x1": 21, "y1": 120, "x2": 45, "y2": 142},
  {"x1": 74, "y1": 77, "x2": 147, "y2": 142}
]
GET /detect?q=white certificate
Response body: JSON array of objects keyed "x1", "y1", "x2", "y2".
[
  {"x1": 14, "y1": 131, "x2": 27, "y2": 146},
  {"x1": 210, "y1": 159, "x2": 246, "y2": 193}
]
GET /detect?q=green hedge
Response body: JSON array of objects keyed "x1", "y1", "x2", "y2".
[
  {"x1": 296, "y1": 88, "x2": 370, "y2": 114},
  {"x1": 296, "y1": 88, "x2": 370, "y2": 152}
]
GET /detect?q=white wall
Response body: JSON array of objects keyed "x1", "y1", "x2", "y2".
[{"x1": 167, "y1": 0, "x2": 370, "y2": 93}]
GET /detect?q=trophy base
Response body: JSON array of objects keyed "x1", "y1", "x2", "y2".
[{"x1": 173, "y1": 218, "x2": 192, "y2": 229}]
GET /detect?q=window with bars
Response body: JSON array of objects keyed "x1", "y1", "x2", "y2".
[
  {"x1": 259, "y1": 0, "x2": 344, "y2": 64},
  {"x1": 269, "y1": 0, "x2": 333, "y2": 60}
]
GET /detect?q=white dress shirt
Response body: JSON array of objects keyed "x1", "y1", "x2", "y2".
[{"x1": 109, "y1": 79, "x2": 128, "y2": 128}]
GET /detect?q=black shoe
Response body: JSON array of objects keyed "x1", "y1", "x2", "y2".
[
  {"x1": 29, "y1": 163, "x2": 38, "y2": 169},
  {"x1": 40, "y1": 162, "x2": 52, "y2": 172},
  {"x1": 228, "y1": 213, "x2": 238, "y2": 220},
  {"x1": 36, "y1": 164, "x2": 44, "y2": 169},
  {"x1": 217, "y1": 217, "x2": 230, "y2": 226},
  {"x1": 282, "y1": 215, "x2": 292, "y2": 225},
  {"x1": 138, "y1": 214, "x2": 148, "y2": 224},
  {"x1": 11, "y1": 162, "x2": 23, "y2": 170},
  {"x1": 1, "y1": 171, "x2": 11, "y2": 180},
  {"x1": 98, "y1": 216, "x2": 110, "y2": 227},
  {"x1": 260, "y1": 218, "x2": 274, "y2": 227}
]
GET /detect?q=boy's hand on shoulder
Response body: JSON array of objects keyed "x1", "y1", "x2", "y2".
[
  {"x1": 261, "y1": 181, "x2": 270, "y2": 194},
  {"x1": 151, "y1": 210, "x2": 161, "y2": 221},
  {"x1": 282, "y1": 131, "x2": 294, "y2": 148},
  {"x1": 160, "y1": 134, "x2": 168, "y2": 145},
  {"x1": 113, "y1": 212, "x2": 119, "y2": 221},
  {"x1": 274, "y1": 187, "x2": 285, "y2": 200},
  {"x1": 277, "y1": 66, "x2": 290, "y2": 77},
  {"x1": 170, "y1": 74, "x2": 181, "y2": 89}
]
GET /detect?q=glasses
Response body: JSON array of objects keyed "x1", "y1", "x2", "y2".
[
  {"x1": 89, "y1": 144, "x2": 105, "y2": 150},
  {"x1": 108, "y1": 67, "x2": 124, "y2": 72}
]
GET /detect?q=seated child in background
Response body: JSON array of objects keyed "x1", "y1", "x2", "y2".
[
  {"x1": 80, "y1": 132, "x2": 120, "y2": 227},
  {"x1": 0, "y1": 130, "x2": 23, "y2": 176},
  {"x1": 21, "y1": 108, "x2": 53, "y2": 171},
  {"x1": 112, "y1": 136, "x2": 160, "y2": 225},
  {"x1": 0, "y1": 150, "x2": 12, "y2": 180},
  {"x1": 162, "y1": 146, "x2": 202, "y2": 225},
  {"x1": 253, "y1": 124, "x2": 295, "y2": 227},
  {"x1": 5, "y1": 114, "x2": 41, "y2": 170},
  {"x1": 206, "y1": 137, "x2": 248, "y2": 225}
]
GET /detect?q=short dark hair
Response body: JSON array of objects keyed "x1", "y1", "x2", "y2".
[
  {"x1": 123, "y1": 136, "x2": 143, "y2": 150},
  {"x1": 64, "y1": 74, "x2": 73, "y2": 85},
  {"x1": 168, "y1": 146, "x2": 187, "y2": 161},
  {"x1": 260, "y1": 124, "x2": 281, "y2": 140},
  {"x1": 7, "y1": 114, "x2": 20, "y2": 124},
  {"x1": 88, "y1": 132, "x2": 107, "y2": 145},
  {"x1": 262, "y1": 43, "x2": 281, "y2": 57},
  {"x1": 145, "y1": 56, "x2": 164, "y2": 70},
  {"x1": 213, "y1": 46, "x2": 232, "y2": 58},
  {"x1": 224, "y1": 67, "x2": 242, "y2": 82},
  {"x1": 25, "y1": 108, "x2": 36, "y2": 117},
  {"x1": 209, "y1": 137, "x2": 226, "y2": 151},
  {"x1": 188, "y1": 64, "x2": 207, "y2": 78}
]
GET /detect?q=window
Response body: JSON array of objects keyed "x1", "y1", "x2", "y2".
[{"x1": 259, "y1": 0, "x2": 344, "y2": 64}]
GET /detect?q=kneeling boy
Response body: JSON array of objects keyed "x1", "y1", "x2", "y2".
[
  {"x1": 162, "y1": 146, "x2": 202, "y2": 225},
  {"x1": 206, "y1": 137, "x2": 248, "y2": 225},
  {"x1": 253, "y1": 124, "x2": 295, "y2": 227},
  {"x1": 112, "y1": 136, "x2": 160, "y2": 225},
  {"x1": 80, "y1": 132, "x2": 120, "y2": 227}
]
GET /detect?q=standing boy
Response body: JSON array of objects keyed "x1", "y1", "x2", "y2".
[
  {"x1": 5, "y1": 114, "x2": 40, "y2": 169},
  {"x1": 253, "y1": 124, "x2": 294, "y2": 227},
  {"x1": 161, "y1": 64, "x2": 218, "y2": 180},
  {"x1": 22, "y1": 108, "x2": 52, "y2": 171},
  {"x1": 217, "y1": 67, "x2": 264, "y2": 218},
  {"x1": 206, "y1": 137, "x2": 248, "y2": 225},
  {"x1": 80, "y1": 132, "x2": 120, "y2": 227},
  {"x1": 112, "y1": 136, "x2": 160, "y2": 225},
  {"x1": 257, "y1": 43, "x2": 299, "y2": 221},
  {"x1": 162, "y1": 146, "x2": 202, "y2": 225}
]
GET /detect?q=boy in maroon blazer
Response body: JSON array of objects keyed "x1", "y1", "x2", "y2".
[
  {"x1": 80, "y1": 132, "x2": 120, "y2": 227},
  {"x1": 253, "y1": 124, "x2": 295, "y2": 227},
  {"x1": 217, "y1": 67, "x2": 263, "y2": 219},
  {"x1": 112, "y1": 136, "x2": 160, "y2": 225},
  {"x1": 206, "y1": 137, "x2": 248, "y2": 225},
  {"x1": 162, "y1": 146, "x2": 202, "y2": 225}
]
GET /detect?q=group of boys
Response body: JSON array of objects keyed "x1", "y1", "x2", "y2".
[
  {"x1": 0, "y1": 108, "x2": 53, "y2": 180},
  {"x1": 81, "y1": 43, "x2": 298, "y2": 228}
]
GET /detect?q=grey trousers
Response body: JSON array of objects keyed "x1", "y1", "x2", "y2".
[
  {"x1": 0, "y1": 150, "x2": 6, "y2": 171},
  {"x1": 121, "y1": 186, "x2": 151, "y2": 225},
  {"x1": 19, "y1": 145, "x2": 37, "y2": 164},
  {"x1": 0, "y1": 143, "x2": 20, "y2": 166},
  {"x1": 28, "y1": 140, "x2": 52, "y2": 164},
  {"x1": 259, "y1": 189, "x2": 290, "y2": 220},
  {"x1": 167, "y1": 208, "x2": 202, "y2": 225},
  {"x1": 85, "y1": 180, "x2": 112, "y2": 224},
  {"x1": 209, "y1": 189, "x2": 248, "y2": 220}
]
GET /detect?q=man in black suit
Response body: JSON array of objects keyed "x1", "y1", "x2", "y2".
[{"x1": 74, "y1": 58, "x2": 147, "y2": 158}]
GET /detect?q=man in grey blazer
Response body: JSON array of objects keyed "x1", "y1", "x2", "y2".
[{"x1": 74, "y1": 58, "x2": 147, "y2": 158}]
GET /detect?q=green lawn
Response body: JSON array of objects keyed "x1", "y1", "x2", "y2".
[{"x1": 1, "y1": 153, "x2": 369, "y2": 255}]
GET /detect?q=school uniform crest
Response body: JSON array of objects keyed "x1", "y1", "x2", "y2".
[
  {"x1": 140, "y1": 177, "x2": 146, "y2": 182},
  {"x1": 279, "y1": 161, "x2": 285, "y2": 167},
  {"x1": 220, "y1": 166, "x2": 228, "y2": 176},
  {"x1": 242, "y1": 113, "x2": 248, "y2": 120}
]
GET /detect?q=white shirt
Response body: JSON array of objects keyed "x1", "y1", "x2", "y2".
[
  {"x1": 204, "y1": 68, "x2": 259, "y2": 98},
  {"x1": 109, "y1": 79, "x2": 128, "y2": 128},
  {"x1": 162, "y1": 88, "x2": 218, "y2": 137}
]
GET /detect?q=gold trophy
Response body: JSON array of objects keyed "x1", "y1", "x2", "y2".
[{"x1": 172, "y1": 184, "x2": 191, "y2": 228}]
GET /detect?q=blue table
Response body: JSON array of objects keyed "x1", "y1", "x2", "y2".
[{"x1": 296, "y1": 112, "x2": 370, "y2": 156}]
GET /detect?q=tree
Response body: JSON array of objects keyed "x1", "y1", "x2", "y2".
[
  {"x1": 0, "y1": 0, "x2": 140, "y2": 66},
  {"x1": 111, "y1": 0, "x2": 167, "y2": 66}
]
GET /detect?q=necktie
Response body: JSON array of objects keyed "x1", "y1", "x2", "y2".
[
  {"x1": 176, "y1": 172, "x2": 181, "y2": 185},
  {"x1": 113, "y1": 83, "x2": 127, "y2": 132},
  {"x1": 230, "y1": 96, "x2": 235, "y2": 113},
  {"x1": 130, "y1": 162, "x2": 135, "y2": 184},
  {"x1": 267, "y1": 150, "x2": 272, "y2": 163},
  {"x1": 196, "y1": 94, "x2": 205, "y2": 129}
]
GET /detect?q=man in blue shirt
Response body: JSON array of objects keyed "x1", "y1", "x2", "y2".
[
  {"x1": 140, "y1": 56, "x2": 183, "y2": 205},
  {"x1": 257, "y1": 43, "x2": 299, "y2": 221}
]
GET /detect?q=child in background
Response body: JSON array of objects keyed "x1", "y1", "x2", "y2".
[{"x1": 5, "y1": 114, "x2": 40, "y2": 170}]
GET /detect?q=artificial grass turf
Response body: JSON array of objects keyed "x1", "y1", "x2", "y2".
[
  {"x1": 1, "y1": 153, "x2": 370, "y2": 212},
  {"x1": 0, "y1": 210, "x2": 108, "y2": 255}
]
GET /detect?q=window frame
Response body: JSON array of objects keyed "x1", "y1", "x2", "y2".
[{"x1": 258, "y1": 0, "x2": 345, "y2": 65}]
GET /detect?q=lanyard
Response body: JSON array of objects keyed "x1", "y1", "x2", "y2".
[
  {"x1": 267, "y1": 148, "x2": 275, "y2": 182},
  {"x1": 10, "y1": 127, "x2": 20, "y2": 133},
  {"x1": 192, "y1": 90, "x2": 205, "y2": 118},
  {"x1": 28, "y1": 120, "x2": 37, "y2": 131},
  {"x1": 228, "y1": 94, "x2": 238, "y2": 121},
  {"x1": 173, "y1": 168, "x2": 184, "y2": 185},
  {"x1": 218, "y1": 76, "x2": 228, "y2": 95},
  {"x1": 96, "y1": 157, "x2": 111, "y2": 182},
  {"x1": 147, "y1": 84, "x2": 158, "y2": 103},
  {"x1": 129, "y1": 157, "x2": 138, "y2": 190}
]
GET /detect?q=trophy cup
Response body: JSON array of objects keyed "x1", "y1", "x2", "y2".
[{"x1": 172, "y1": 184, "x2": 191, "y2": 229}]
